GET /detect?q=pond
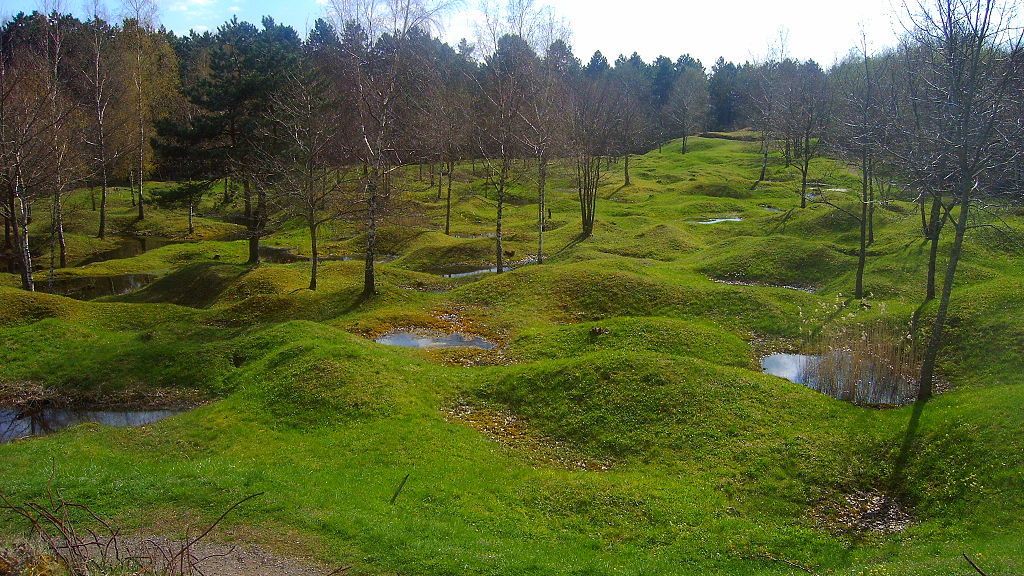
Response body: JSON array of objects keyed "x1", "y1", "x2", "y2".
[
  {"x1": 1, "y1": 408, "x2": 181, "y2": 443},
  {"x1": 713, "y1": 278, "x2": 815, "y2": 293},
  {"x1": 82, "y1": 236, "x2": 190, "y2": 265},
  {"x1": 259, "y1": 246, "x2": 308, "y2": 263},
  {"x1": 439, "y1": 256, "x2": 537, "y2": 278},
  {"x1": 761, "y1": 352, "x2": 917, "y2": 406},
  {"x1": 695, "y1": 217, "x2": 743, "y2": 224},
  {"x1": 39, "y1": 273, "x2": 156, "y2": 300},
  {"x1": 451, "y1": 232, "x2": 497, "y2": 239},
  {"x1": 761, "y1": 353, "x2": 813, "y2": 384},
  {"x1": 258, "y1": 248, "x2": 388, "y2": 264},
  {"x1": 375, "y1": 330, "x2": 496, "y2": 350},
  {"x1": 443, "y1": 266, "x2": 500, "y2": 278}
]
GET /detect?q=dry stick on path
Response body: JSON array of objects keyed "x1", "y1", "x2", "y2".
[
  {"x1": 755, "y1": 551, "x2": 822, "y2": 576},
  {"x1": 962, "y1": 553, "x2": 990, "y2": 576},
  {"x1": 390, "y1": 473, "x2": 410, "y2": 504}
]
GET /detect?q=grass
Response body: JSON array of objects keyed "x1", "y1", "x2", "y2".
[{"x1": 0, "y1": 135, "x2": 1022, "y2": 575}]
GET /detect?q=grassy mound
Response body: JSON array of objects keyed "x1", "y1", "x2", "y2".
[
  {"x1": 697, "y1": 235, "x2": 851, "y2": 290},
  {"x1": 475, "y1": 350, "x2": 845, "y2": 460},
  {"x1": 509, "y1": 316, "x2": 750, "y2": 367},
  {"x1": 116, "y1": 263, "x2": 250, "y2": 308}
]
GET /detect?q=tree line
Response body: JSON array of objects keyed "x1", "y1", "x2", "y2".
[{"x1": 2, "y1": 0, "x2": 1021, "y2": 398}]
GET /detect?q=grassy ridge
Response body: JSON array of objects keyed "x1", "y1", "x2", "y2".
[{"x1": 1, "y1": 136, "x2": 1021, "y2": 574}]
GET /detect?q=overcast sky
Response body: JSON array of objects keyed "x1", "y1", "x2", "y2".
[{"x1": 1, "y1": 0, "x2": 905, "y2": 67}]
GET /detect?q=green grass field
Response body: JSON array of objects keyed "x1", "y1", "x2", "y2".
[{"x1": 1, "y1": 135, "x2": 1021, "y2": 575}]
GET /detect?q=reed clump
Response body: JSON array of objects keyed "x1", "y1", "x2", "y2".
[{"x1": 798, "y1": 298, "x2": 919, "y2": 406}]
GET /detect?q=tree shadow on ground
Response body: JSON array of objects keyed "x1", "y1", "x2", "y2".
[{"x1": 887, "y1": 397, "x2": 929, "y2": 496}]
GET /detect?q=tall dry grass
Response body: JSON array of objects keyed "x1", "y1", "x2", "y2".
[{"x1": 798, "y1": 299, "x2": 920, "y2": 406}]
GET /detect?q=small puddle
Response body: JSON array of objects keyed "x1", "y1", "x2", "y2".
[
  {"x1": 695, "y1": 217, "x2": 743, "y2": 224},
  {"x1": 39, "y1": 274, "x2": 156, "y2": 300},
  {"x1": 1, "y1": 408, "x2": 181, "y2": 443},
  {"x1": 375, "y1": 330, "x2": 496, "y2": 350}
]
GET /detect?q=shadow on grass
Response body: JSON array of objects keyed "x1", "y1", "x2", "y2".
[
  {"x1": 551, "y1": 232, "x2": 592, "y2": 259},
  {"x1": 887, "y1": 397, "x2": 929, "y2": 496}
]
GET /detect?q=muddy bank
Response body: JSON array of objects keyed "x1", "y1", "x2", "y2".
[{"x1": 0, "y1": 382, "x2": 205, "y2": 412}]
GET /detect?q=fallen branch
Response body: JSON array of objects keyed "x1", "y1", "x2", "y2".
[{"x1": 963, "y1": 553, "x2": 990, "y2": 576}]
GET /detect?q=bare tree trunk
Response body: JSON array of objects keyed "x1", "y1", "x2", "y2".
[
  {"x1": 799, "y1": 167, "x2": 808, "y2": 208},
  {"x1": 919, "y1": 194, "x2": 928, "y2": 237},
  {"x1": 136, "y1": 104, "x2": 145, "y2": 220},
  {"x1": 577, "y1": 156, "x2": 600, "y2": 237},
  {"x1": 623, "y1": 154, "x2": 630, "y2": 186},
  {"x1": 309, "y1": 220, "x2": 318, "y2": 291},
  {"x1": 187, "y1": 199, "x2": 194, "y2": 235},
  {"x1": 363, "y1": 176, "x2": 378, "y2": 296},
  {"x1": 98, "y1": 161, "x2": 109, "y2": 239},
  {"x1": 855, "y1": 151, "x2": 869, "y2": 299},
  {"x1": 919, "y1": 192, "x2": 970, "y2": 399},
  {"x1": 925, "y1": 195, "x2": 943, "y2": 301},
  {"x1": 444, "y1": 159, "x2": 453, "y2": 235},
  {"x1": 135, "y1": 40, "x2": 146, "y2": 221},
  {"x1": 867, "y1": 179, "x2": 875, "y2": 245},
  {"x1": 754, "y1": 135, "x2": 769, "y2": 188},
  {"x1": 243, "y1": 178, "x2": 259, "y2": 265},
  {"x1": 436, "y1": 163, "x2": 443, "y2": 200},
  {"x1": 495, "y1": 156, "x2": 508, "y2": 274},
  {"x1": 13, "y1": 189, "x2": 34, "y2": 291},
  {"x1": 54, "y1": 193, "x2": 66, "y2": 269},
  {"x1": 536, "y1": 150, "x2": 547, "y2": 264},
  {"x1": 799, "y1": 134, "x2": 810, "y2": 208}
]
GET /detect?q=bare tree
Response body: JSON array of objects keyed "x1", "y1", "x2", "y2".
[
  {"x1": 826, "y1": 34, "x2": 883, "y2": 299},
  {"x1": 260, "y1": 71, "x2": 353, "y2": 290},
  {"x1": 418, "y1": 35, "x2": 475, "y2": 236},
  {"x1": 121, "y1": 0, "x2": 158, "y2": 220},
  {"x1": 518, "y1": 7, "x2": 571, "y2": 264},
  {"x1": 474, "y1": 0, "x2": 536, "y2": 273},
  {"x1": 0, "y1": 41, "x2": 66, "y2": 290},
  {"x1": 37, "y1": 4, "x2": 87, "y2": 275},
  {"x1": 327, "y1": 0, "x2": 451, "y2": 295},
  {"x1": 665, "y1": 65, "x2": 708, "y2": 154},
  {"x1": 570, "y1": 69, "x2": 620, "y2": 237},
  {"x1": 745, "y1": 59, "x2": 779, "y2": 188},
  {"x1": 82, "y1": 0, "x2": 121, "y2": 239},
  {"x1": 894, "y1": 0, "x2": 1024, "y2": 398},
  {"x1": 779, "y1": 60, "x2": 830, "y2": 208}
]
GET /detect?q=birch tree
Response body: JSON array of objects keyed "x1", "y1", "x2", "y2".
[{"x1": 327, "y1": 0, "x2": 451, "y2": 295}]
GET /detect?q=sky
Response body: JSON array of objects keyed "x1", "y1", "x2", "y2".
[{"x1": 1, "y1": 0, "x2": 905, "y2": 67}]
